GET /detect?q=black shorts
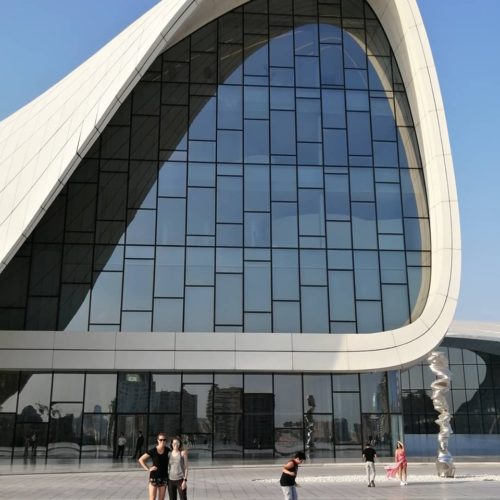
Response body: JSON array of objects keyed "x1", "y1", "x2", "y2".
[{"x1": 149, "y1": 477, "x2": 168, "y2": 487}]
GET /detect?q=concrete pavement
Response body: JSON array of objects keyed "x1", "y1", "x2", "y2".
[{"x1": 1, "y1": 461, "x2": 500, "y2": 499}]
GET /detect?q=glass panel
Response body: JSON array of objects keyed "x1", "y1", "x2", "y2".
[
  {"x1": 376, "y1": 183, "x2": 403, "y2": 233},
  {"x1": 116, "y1": 373, "x2": 149, "y2": 413},
  {"x1": 245, "y1": 212, "x2": 270, "y2": 247},
  {"x1": 275, "y1": 428, "x2": 303, "y2": 456},
  {"x1": 90, "y1": 272, "x2": 122, "y2": 324},
  {"x1": 271, "y1": 110, "x2": 296, "y2": 155},
  {"x1": 216, "y1": 274, "x2": 243, "y2": 325},
  {"x1": 356, "y1": 301, "x2": 382, "y2": 332},
  {"x1": 52, "y1": 373, "x2": 84, "y2": 402},
  {"x1": 297, "y1": 99, "x2": 321, "y2": 142},
  {"x1": 354, "y1": 251, "x2": 380, "y2": 300},
  {"x1": 301, "y1": 286, "x2": 329, "y2": 332},
  {"x1": 333, "y1": 393, "x2": 361, "y2": 444},
  {"x1": 17, "y1": 373, "x2": 52, "y2": 423},
  {"x1": 148, "y1": 414, "x2": 180, "y2": 446},
  {"x1": 0, "y1": 414, "x2": 15, "y2": 457},
  {"x1": 182, "y1": 384, "x2": 213, "y2": 432},
  {"x1": 150, "y1": 374, "x2": 181, "y2": 413},
  {"x1": 272, "y1": 249, "x2": 299, "y2": 300},
  {"x1": 214, "y1": 374, "x2": 243, "y2": 413},
  {"x1": 0, "y1": 372, "x2": 19, "y2": 413},
  {"x1": 245, "y1": 261, "x2": 271, "y2": 312},
  {"x1": 360, "y1": 373, "x2": 388, "y2": 413},
  {"x1": 218, "y1": 130, "x2": 243, "y2": 162},
  {"x1": 347, "y1": 112, "x2": 371, "y2": 155},
  {"x1": 158, "y1": 161, "x2": 186, "y2": 197},
  {"x1": 155, "y1": 247, "x2": 184, "y2": 297},
  {"x1": 332, "y1": 374, "x2": 359, "y2": 392},
  {"x1": 299, "y1": 189, "x2": 325, "y2": 236},
  {"x1": 48, "y1": 403, "x2": 82, "y2": 458},
  {"x1": 361, "y1": 413, "x2": 390, "y2": 454},
  {"x1": 273, "y1": 301, "x2": 301, "y2": 332},
  {"x1": 271, "y1": 165, "x2": 297, "y2": 202},
  {"x1": 328, "y1": 270, "x2": 355, "y2": 321},
  {"x1": 186, "y1": 247, "x2": 214, "y2": 286},
  {"x1": 153, "y1": 298, "x2": 183, "y2": 331},
  {"x1": 187, "y1": 188, "x2": 215, "y2": 235},
  {"x1": 214, "y1": 414, "x2": 243, "y2": 456},
  {"x1": 123, "y1": 259, "x2": 154, "y2": 310},
  {"x1": 84, "y1": 374, "x2": 117, "y2": 413},
  {"x1": 245, "y1": 312, "x2": 271, "y2": 332},
  {"x1": 352, "y1": 202, "x2": 377, "y2": 249},
  {"x1": 217, "y1": 176, "x2": 243, "y2": 223},
  {"x1": 382, "y1": 284, "x2": 410, "y2": 330},
  {"x1": 116, "y1": 415, "x2": 148, "y2": 458},
  {"x1": 274, "y1": 375, "x2": 302, "y2": 427},
  {"x1": 14, "y1": 422, "x2": 48, "y2": 458},
  {"x1": 272, "y1": 202, "x2": 298, "y2": 247},
  {"x1": 305, "y1": 413, "x2": 333, "y2": 456},
  {"x1": 82, "y1": 414, "x2": 114, "y2": 458},
  {"x1": 303, "y1": 375, "x2": 332, "y2": 413},
  {"x1": 184, "y1": 287, "x2": 214, "y2": 331},
  {"x1": 245, "y1": 165, "x2": 270, "y2": 212}
]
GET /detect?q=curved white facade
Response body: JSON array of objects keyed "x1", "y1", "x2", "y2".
[{"x1": 0, "y1": 0, "x2": 460, "y2": 372}]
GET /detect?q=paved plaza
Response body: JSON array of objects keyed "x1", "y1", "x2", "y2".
[{"x1": 2, "y1": 461, "x2": 500, "y2": 499}]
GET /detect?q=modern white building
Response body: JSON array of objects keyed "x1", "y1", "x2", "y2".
[{"x1": 0, "y1": 0, "x2": 463, "y2": 460}]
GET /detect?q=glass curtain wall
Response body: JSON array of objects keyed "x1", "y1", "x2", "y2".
[
  {"x1": 0, "y1": 370, "x2": 398, "y2": 460},
  {"x1": 1, "y1": 347, "x2": 499, "y2": 459},
  {"x1": 0, "y1": 0, "x2": 430, "y2": 334},
  {"x1": 402, "y1": 346, "x2": 500, "y2": 436}
]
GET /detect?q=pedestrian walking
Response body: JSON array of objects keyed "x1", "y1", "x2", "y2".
[
  {"x1": 279, "y1": 451, "x2": 306, "y2": 500},
  {"x1": 362, "y1": 441, "x2": 377, "y2": 487}
]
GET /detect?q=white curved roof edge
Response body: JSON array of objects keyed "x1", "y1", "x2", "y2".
[
  {"x1": 446, "y1": 320, "x2": 500, "y2": 343},
  {"x1": 0, "y1": 0, "x2": 460, "y2": 372}
]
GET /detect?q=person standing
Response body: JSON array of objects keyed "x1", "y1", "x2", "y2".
[
  {"x1": 30, "y1": 432, "x2": 38, "y2": 457},
  {"x1": 134, "y1": 430, "x2": 145, "y2": 459},
  {"x1": 279, "y1": 451, "x2": 306, "y2": 500},
  {"x1": 385, "y1": 440, "x2": 408, "y2": 485},
  {"x1": 362, "y1": 441, "x2": 377, "y2": 487},
  {"x1": 168, "y1": 436, "x2": 188, "y2": 500},
  {"x1": 139, "y1": 432, "x2": 171, "y2": 500},
  {"x1": 116, "y1": 432, "x2": 126, "y2": 459}
]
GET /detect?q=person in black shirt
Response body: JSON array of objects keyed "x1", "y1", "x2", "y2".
[
  {"x1": 362, "y1": 442, "x2": 377, "y2": 487},
  {"x1": 133, "y1": 430, "x2": 145, "y2": 459},
  {"x1": 138, "y1": 432, "x2": 170, "y2": 500},
  {"x1": 280, "y1": 451, "x2": 306, "y2": 500}
]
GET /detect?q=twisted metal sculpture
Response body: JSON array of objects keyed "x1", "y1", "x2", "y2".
[{"x1": 428, "y1": 351, "x2": 455, "y2": 478}]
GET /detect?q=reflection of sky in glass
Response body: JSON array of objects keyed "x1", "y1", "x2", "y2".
[{"x1": 0, "y1": 1, "x2": 431, "y2": 335}]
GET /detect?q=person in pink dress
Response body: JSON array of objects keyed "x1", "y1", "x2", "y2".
[{"x1": 385, "y1": 441, "x2": 408, "y2": 485}]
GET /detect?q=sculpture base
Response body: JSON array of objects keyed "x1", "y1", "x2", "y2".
[{"x1": 436, "y1": 455, "x2": 455, "y2": 478}]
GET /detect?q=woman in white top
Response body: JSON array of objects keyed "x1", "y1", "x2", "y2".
[{"x1": 168, "y1": 436, "x2": 188, "y2": 500}]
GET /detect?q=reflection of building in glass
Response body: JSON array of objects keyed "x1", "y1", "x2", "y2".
[{"x1": 0, "y1": 0, "x2": 462, "y2": 461}]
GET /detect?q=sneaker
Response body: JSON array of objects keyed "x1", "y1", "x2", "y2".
[
  {"x1": 368, "y1": 483, "x2": 371, "y2": 487},
  {"x1": 371, "y1": 480, "x2": 375, "y2": 487},
  {"x1": 400, "y1": 481, "x2": 405, "y2": 486}
]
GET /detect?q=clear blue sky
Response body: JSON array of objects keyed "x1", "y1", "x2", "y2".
[{"x1": 0, "y1": 0, "x2": 498, "y2": 321}]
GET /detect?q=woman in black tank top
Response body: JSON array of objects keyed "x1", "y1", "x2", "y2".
[{"x1": 138, "y1": 431, "x2": 170, "y2": 500}]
